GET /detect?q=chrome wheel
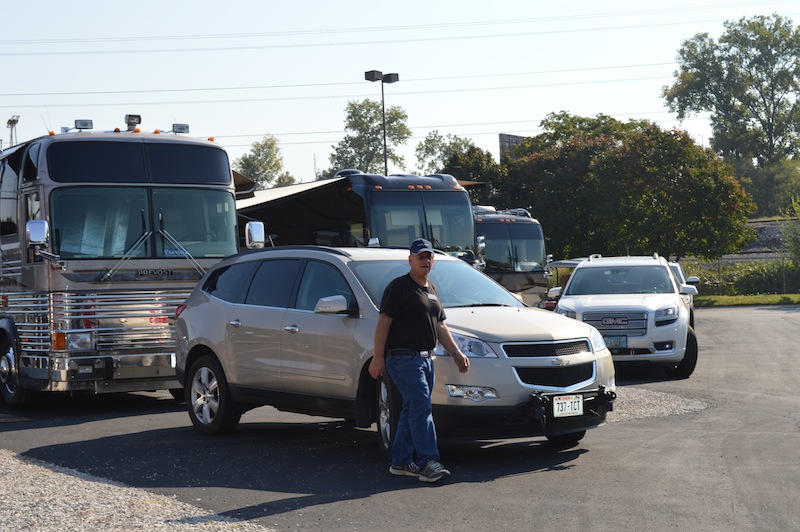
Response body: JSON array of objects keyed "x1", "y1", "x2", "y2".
[
  {"x1": 185, "y1": 355, "x2": 241, "y2": 435},
  {"x1": 190, "y1": 366, "x2": 219, "y2": 426},
  {"x1": 376, "y1": 374, "x2": 400, "y2": 461},
  {"x1": 0, "y1": 340, "x2": 26, "y2": 407}
]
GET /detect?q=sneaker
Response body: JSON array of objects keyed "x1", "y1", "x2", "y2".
[
  {"x1": 389, "y1": 463, "x2": 420, "y2": 477},
  {"x1": 418, "y1": 461, "x2": 451, "y2": 483}
]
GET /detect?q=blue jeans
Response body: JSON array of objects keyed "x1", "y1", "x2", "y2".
[{"x1": 385, "y1": 354, "x2": 439, "y2": 467}]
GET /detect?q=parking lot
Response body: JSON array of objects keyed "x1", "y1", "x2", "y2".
[{"x1": 1, "y1": 306, "x2": 799, "y2": 531}]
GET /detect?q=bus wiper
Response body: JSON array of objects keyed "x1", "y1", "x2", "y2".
[
  {"x1": 158, "y1": 209, "x2": 205, "y2": 277},
  {"x1": 100, "y1": 210, "x2": 151, "y2": 281},
  {"x1": 452, "y1": 302, "x2": 510, "y2": 308}
]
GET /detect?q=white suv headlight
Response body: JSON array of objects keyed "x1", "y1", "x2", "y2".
[
  {"x1": 655, "y1": 305, "x2": 679, "y2": 325},
  {"x1": 436, "y1": 332, "x2": 498, "y2": 358},
  {"x1": 556, "y1": 306, "x2": 576, "y2": 319}
]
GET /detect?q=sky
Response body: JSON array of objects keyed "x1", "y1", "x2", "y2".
[{"x1": 3, "y1": 1, "x2": 800, "y2": 182}]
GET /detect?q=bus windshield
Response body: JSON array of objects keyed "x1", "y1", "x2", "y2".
[
  {"x1": 50, "y1": 187, "x2": 237, "y2": 259},
  {"x1": 366, "y1": 190, "x2": 474, "y2": 257},
  {"x1": 47, "y1": 141, "x2": 231, "y2": 184},
  {"x1": 480, "y1": 222, "x2": 546, "y2": 273}
]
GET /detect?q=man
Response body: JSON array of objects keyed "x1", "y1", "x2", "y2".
[{"x1": 368, "y1": 238, "x2": 470, "y2": 482}]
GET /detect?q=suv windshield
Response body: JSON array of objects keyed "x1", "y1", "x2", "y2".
[
  {"x1": 565, "y1": 265, "x2": 675, "y2": 295},
  {"x1": 350, "y1": 259, "x2": 524, "y2": 309}
]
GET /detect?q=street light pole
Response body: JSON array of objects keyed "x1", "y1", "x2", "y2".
[{"x1": 364, "y1": 70, "x2": 399, "y2": 176}]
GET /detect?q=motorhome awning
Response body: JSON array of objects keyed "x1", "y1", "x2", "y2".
[{"x1": 236, "y1": 177, "x2": 346, "y2": 210}]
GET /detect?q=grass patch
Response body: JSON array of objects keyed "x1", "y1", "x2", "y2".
[{"x1": 695, "y1": 294, "x2": 800, "y2": 307}]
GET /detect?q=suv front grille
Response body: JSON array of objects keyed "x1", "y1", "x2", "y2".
[
  {"x1": 583, "y1": 311, "x2": 647, "y2": 337},
  {"x1": 503, "y1": 340, "x2": 589, "y2": 358},
  {"x1": 514, "y1": 363, "x2": 594, "y2": 387}
]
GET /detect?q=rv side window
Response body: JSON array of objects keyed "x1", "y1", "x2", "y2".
[
  {"x1": 22, "y1": 143, "x2": 40, "y2": 181},
  {"x1": 0, "y1": 159, "x2": 19, "y2": 235}
]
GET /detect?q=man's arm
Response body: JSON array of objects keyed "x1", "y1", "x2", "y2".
[
  {"x1": 437, "y1": 322, "x2": 470, "y2": 373},
  {"x1": 369, "y1": 313, "x2": 393, "y2": 379}
]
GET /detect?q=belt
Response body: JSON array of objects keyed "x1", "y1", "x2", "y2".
[{"x1": 386, "y1": 348, "x2": 432, "y2": 358}]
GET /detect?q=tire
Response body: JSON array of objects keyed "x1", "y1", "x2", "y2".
[
  {"x1": 664, "y1": 326, "x2": 698, "y2": 379},
  {"x1": 0, "y1": 335, "x2": 29, "y2": 408},
  {"x1": 186, "y1": 355, "x2": 241, "y2": 435},
  {"x1": 376, "y1": 374, "x2": 402, "y2": 461},
  {"x1": 546, "y1": 430, "x2": 586, "y2": 446}
]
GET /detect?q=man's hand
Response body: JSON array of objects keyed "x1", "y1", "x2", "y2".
[
  {"x1": 452, "y1": 351, "x2": 470, "y2": 373},
  {"x1": 368, "y1": 356, "x2": 385, "y2": 380}
]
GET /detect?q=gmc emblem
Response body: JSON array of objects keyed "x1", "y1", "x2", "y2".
[{"x1": 602, "y1": 317, "x2": 628, "y2": 325}]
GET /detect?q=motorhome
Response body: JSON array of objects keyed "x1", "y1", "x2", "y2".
[{"x1": 0, "y1": 115, "x2": 263, "y2": 407}]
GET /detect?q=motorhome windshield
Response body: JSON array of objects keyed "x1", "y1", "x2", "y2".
[
  {"x1": 480, "y1": 222, "x2": 546, "y2": 273},
  {"x1": 366, "y1": 190, "x2": 474, "y2": 255},
  {"x1": 47, "y1": 141, "x2": 231, "y2": 184},
  {"x1": 50, "y1": 187, "x2": 237, "y2": 259}
]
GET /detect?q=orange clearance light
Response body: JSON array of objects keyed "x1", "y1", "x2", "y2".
[
  {"x1": 154, "y1": 129, "x2": 161, "y2": 134},
  {"x1": 53, "y1": 332, "x2": 66, "y2": 351},
  {"x1": 425, "y1": 185, "x2": 432, "y2": 189},
  {"x1": 114, "y1": 128, "x2": 121, "y2": 133},
  {"x1": 49, "y1": 131, "x2": 55, "y2": 136},
  {"x1": 373, "y1": 185, "x2": 383, "y2": 190},
  {"x1": 208, "y1": 136, "x2": 215, "y2": 142},
  {"x1": 133, "y1": 128, "x2": 141, "y2": 133},
  {"x1": 407, "y1": 185, "x2": 415, "y2": 189}
]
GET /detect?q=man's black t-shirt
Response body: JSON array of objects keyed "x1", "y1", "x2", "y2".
[{"x1": 380, "y1": 273, "x2": 446, "y2": 352}]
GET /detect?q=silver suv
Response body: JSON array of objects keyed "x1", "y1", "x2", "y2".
[
  {"x1": 548, "y1": 254, "x2": 698, "y2": 378},
  {"x1": 175, "y1": 246, "x2": 616, "y2": 456}
]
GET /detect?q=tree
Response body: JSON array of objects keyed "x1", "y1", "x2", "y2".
[
  {"x1": 440, "y1": 146, "x2": 505, "y2": 205},
  {"x1": 663, "y1": 14, "x2": 800, "y2": 168},
  {"x1": 324, "y1": 99, "x2": 412, "y2": 176},
  {"x1": 233, "y1": 135, "x2": 293, "y2": 190},
  {"x1": 507, "y1": 113, "x2": 756, "y2": 261},
  {"x1": 415, "y1": 131, "x2": 474, "y2": 175},
  {"x1": 780, "y1": 198, "x2": 800, "y2": 262}
]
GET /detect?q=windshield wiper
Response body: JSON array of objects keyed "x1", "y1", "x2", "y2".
[
  {"x1": 100, "y1": 210, "x2": 152, "y2": 281},
  {"x1": 158, "y1": 209, "x2": 206, "y2": 277},
  {"x1": 450, "y1": 302, "x2": 511, "y2": 308}
]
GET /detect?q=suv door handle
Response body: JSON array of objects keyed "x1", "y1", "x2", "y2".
[
  {"x1": 228, "y1": 319, "x2": 242, "y2": 328},
  {"x1": 283, "y1": 325, "x2": 299, "y2": 334}
]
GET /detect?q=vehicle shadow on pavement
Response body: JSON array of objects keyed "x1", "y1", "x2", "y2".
[
  {"x1": 0, "y1": 391, "x2": 185, "y2": 430},
  {"x1": 17, "y1": 413, "x2": 589, "y2": 523}
]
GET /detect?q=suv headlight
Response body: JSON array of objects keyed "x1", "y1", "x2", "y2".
[
  {"x1": 436, "y1": 332, "x2": 498, "y2": 358},
  {"x1": 655, "y1": 305, "x2": 679, "y2": 325},
  {"x1": 588, "y1": 325, "x2": 608, "y2": 353},
  {"x1": 556, "y1": 306, "x2": 576, "y2": 319}
]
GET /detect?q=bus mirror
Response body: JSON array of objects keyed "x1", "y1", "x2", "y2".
[
  {"x1": 476, "y1": 235, "x2": 486, "y2": 256},
  {"x1": 368, "y1": 237, "x2": 380, "y2": 247},
  {"x1": 26, "y1": 220, "x2": 49, "y2": 247},
  {"x1": 245, "y1": 221, "x2": 266, "y2": 249}
]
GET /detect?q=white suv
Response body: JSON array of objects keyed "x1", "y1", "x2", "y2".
[{"x1": 548, "y1": 254, "x2": 699, "y2": 378}]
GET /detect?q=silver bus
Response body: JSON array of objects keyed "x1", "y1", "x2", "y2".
[{"x1": 0, "y1": 116, "x2": 263, "y2": 407}]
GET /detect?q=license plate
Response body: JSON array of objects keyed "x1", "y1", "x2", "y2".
[
  {"x1": 553, "y1": 394, "x2": 583, "y2": 418},
  {"x1": 605, "y1": 335, "x2": 627, "y2": 348}
]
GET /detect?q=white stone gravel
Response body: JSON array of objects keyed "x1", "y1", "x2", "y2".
[
  {"x1": 0, "y1": 386, "x2": 704, "y2": 531},
  {"x1": 0, "y1": 448, "x2": 275, "y2": 532}
]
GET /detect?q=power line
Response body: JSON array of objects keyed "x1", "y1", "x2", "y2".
[
  {"x1": 0, "y1": 1, "x2": 789, "y2": 47},
  {"x1": 4, "y1": 9, "x2": 798, "y2": 56},
  {"x1": 0, "y1": 62, "x2": 675, "y2": 98}
]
